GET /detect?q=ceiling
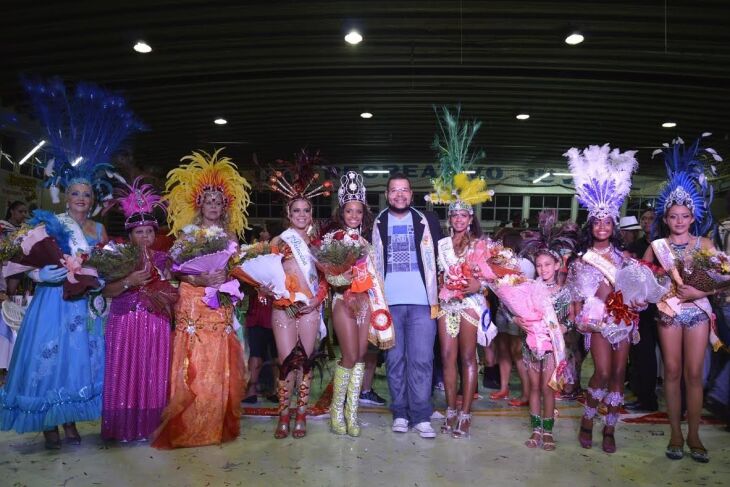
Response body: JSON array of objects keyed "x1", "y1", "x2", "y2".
[{"x1": 2, "y1": 0, "x2": 730, "y2": 179}]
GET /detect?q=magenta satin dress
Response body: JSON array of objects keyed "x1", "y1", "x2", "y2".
[{"x1": 102, "y1": 251, "x2": 171, "y2": 441}]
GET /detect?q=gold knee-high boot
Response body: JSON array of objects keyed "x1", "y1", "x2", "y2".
[
  {"x1": 345, "y1": 362, "x2": 365, "y2": 437},
  {"x1": 330, "y1": 363, "x2": 351, "y2": 435}
]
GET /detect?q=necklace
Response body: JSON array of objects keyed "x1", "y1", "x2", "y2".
[
  {"x1": 545, "y1": 281, "x2": 557, "y2": 288},
  {"x1": 591, "y1": 245, "x2": 612, "y2": 255}
]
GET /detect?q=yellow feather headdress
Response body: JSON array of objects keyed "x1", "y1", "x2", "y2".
[
  {"x1": 426, "y1": 106, "x2": 494, "y2": 214},
  {"x1": 164, "y1": 148, "x2": 251, "y2": 238}
]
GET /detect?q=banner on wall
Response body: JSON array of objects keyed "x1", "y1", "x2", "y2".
[{"x1": 0, "y1": 169, "x2": 41, "y2": 210}]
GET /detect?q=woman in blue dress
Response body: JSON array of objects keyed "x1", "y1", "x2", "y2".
[{"x1": 0, "y1": 181, "x2": 108, "y2": 449}]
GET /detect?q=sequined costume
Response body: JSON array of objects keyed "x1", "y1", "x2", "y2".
[{"x1": 436, "y1": 237, "x2": 489, "y2": 340}]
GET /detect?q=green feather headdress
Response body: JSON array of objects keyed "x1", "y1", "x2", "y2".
[{"x1": 426, "y1": 105, "x2": 494, "y2": 214}]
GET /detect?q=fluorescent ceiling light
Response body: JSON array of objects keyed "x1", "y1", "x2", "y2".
[
  {"x1": 463, "y1": 170, "x2": 476, "y2": 174},
  {"x1": 565, "y1": 33, "x2": 584, "y2": 45},
  {"x1": 552, "y1": 172, "x2": 572, "y2": 177},
  {"x1": 360, "y1": 112, "x2": 373, "y2": 119},
  {"x1": 133, "y1": 41, "x2": 152, "y2": 53},
  {"x1": 363, "y1": 169, "x2": 389, "y2": 174},
  {"x1": 532, "y1": 172, "x2": 550, "y2": 184},
  {"x1": 214, "y1": 118, "x2": 228, "y2": 125},
  {"x1": 516, "y1": 113, "x2": 530, "y2": 120},
  {"x1": 18, "y1": 140, "x2": 46, "y2": 165},
  {"x1": 662, "y1": 121, "x2": 677, "y2": 128},
  {"x1": 345, "y1": 30, "x2": 363, "y2": 45},
  {"x1": 71, "y1": 156, "x2": 83, "y2": 167}
]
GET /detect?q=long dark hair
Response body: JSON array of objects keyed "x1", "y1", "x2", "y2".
[
  {"x1": 334, "y1": 201, "x2": 375, "y2": 237},
  {"x1": 575, "y1": 216, "x2": 625, "y2": 254},
  {"x1": 5, "y1": 200, "x2": 26, "y2": 220}
]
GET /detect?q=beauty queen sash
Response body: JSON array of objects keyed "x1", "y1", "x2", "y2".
[
  {"x1": 581, "y1": 249, "x2": 617, "y2": 286},
  {"x1": 56, "y1": 213, "x2": 91, "y2": 254},
  {"x1": 280, "y1": 228, "x2": 327, "y2": 338},
  {"x1": 651, "y1": 238, "x2": 721, "y2": 350}
]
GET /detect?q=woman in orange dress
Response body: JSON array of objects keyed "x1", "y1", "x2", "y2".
[{"x1": 152, "y1": 149, "x2": 251, "y2": 449}]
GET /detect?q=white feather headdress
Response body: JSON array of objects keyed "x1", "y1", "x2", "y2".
[{"x1": 564, "y1": 144, "x2": 638, "y2": 220}]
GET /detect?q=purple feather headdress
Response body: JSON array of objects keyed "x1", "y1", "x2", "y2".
[
  {"x1": 564, "y1": 144, "x2": 638, "y2": 221},
  {"x1": 520, "y1": 209, "x2": 579, "y2": 262}
]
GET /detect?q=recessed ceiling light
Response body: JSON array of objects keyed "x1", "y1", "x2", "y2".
[
  {"x1": 516, "y1": 113, "x2": 530, "y2": 120},
  {"x1": 214, "y1": 118, "x2": 228, "y2": 125},
  {"x1": 345, "y1": 30, "x2": 363, "y2": 45},
  {"x1": 133, "y1": 41, "x2": 152, "y2": 53},
  {"x1": 360, "y1": 112, "x2": 373, "y2": 119},
  {"x1": 565, "y1": 33, "x2": 584, "y2": 45},
  {"x1": 662, "y1": 121, "x2": 677, "y2": 128}
]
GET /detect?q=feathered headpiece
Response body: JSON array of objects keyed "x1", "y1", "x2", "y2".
[
  {"x1": 520, "y1": 209, "x2": 579, "y2": 262},
  {"x1": 108, "y1": 177, "x2": 166, "y2": 231},
  {"x1": 165, "y1": 148, "x2": 251, "y2": 238},
  {"x1": 337, "y1": 171, "x2": 366, "y2": 207},
  {"x1": 426, "y1": 105, "x2": 494, "y2": 214},
  {"x1": 654, "y1": 134, "x2": 722, "y2": 236},
  {"x1": 564, "y1": 144, "x2": 638, "y2": 221},
  {"x1": 24, "y1": 77, "x2": 143, "y2": 206},
  {"x1": 268, "y1": 148, "x2": 333, "y2": 208}
]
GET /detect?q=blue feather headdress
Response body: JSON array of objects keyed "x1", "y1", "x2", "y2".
[
  {"x1": 564, "y1": 144, "x2": 638, "y2": 221},
  {"x1": 24, "y1": 77, "x2": 144, "y2": 207},
  {"x1": 654, "y1": 134, "x2": 722, "y2": 236}
]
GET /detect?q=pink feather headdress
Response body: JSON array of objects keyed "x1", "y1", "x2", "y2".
[{"x1": 112, "y1": 177, "x2": 167, "y2": 231}]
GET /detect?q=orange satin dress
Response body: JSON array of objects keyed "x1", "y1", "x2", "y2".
[{"x1": 151, "y1": 282, "x2": 245, "y2": 449}]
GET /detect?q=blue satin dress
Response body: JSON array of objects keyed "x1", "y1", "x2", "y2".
[{"x1": 0, "y1": 222, "x2": 105, "y2": 433}]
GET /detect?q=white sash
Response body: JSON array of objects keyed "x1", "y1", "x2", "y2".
[
  {"x1": 280, "y1": 228, "x2": 318, "y2": 300},
  {"x1": 280, "y1": 228, "x2": 326, "y2": 339},
  {"x1": 56, "y1": 213, "x2": 91, "y2": 254}
]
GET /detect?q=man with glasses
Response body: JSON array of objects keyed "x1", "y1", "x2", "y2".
[{"x1": 371, "y1": 173, "x2": 443, "y2": 438}]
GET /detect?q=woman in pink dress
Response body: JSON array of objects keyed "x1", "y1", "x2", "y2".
[{"x1": 101, "y1": 178, "x2": 176, "y2": 441}]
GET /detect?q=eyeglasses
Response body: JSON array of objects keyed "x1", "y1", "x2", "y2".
[{"x1": 388, "y1": 188, "x2": 411, "y2": 194}]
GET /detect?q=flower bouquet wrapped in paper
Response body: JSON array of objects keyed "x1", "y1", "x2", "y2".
[
  {"x1": 470, "y1": 239, "x2": 521, "y2": 281},
  {"x1": 312, "y1": 231, "x2": 368, "y2": 288},
  {"x1": 490, "y1": 275, "x2": 569, "y2": 389},
  {"x1": 439, "y1": 262, "x2": 473, "y2": 302},
  {"x1": 1, "y1": 211, "x2": 100, "y2": 300},
  {"x1": 170, "y1": 225, "x2": 240, "y2": 309},
  {"x1": 680, "y1": 248, "x2": 730, "y2": 292},
  {"x1": 615, "y1": 260, "x2": 670, "y2": 305}
]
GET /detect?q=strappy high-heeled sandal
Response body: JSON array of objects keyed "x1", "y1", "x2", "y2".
[
  {"x1": 43, "y1": 428, "x2": 61, "y2": 450},
  {"x1": 293, "y1": 407, "x2": 307, "y2": 439},
  {"x1": 275, "y1": 411, "x2": 290, "y2": 439},
  {"x1": 452, "y1": 412, "x2": 472, "y2": 439},
  {"x1": 441, "y1": 407, "x2": 458, "y2": 434}
]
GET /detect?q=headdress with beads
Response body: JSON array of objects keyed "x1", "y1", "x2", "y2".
[
  {"x1": 108, "y1": 177, "x2": 166, "y2": 231},
  {"x1": 425, "y1": 105, "x2": 494, "y2": 214},
  {"x1": 337, "y1": 171, "x2": 366, "y2": 207},
  {"x1": 654, "y1": 134, "x2": 722, "y2": 236},
  {"x1": 24, "y1": 77, "x2": 143, "y2": 208},
  {"x1": 520, "y1": 209, "x2": 579, "y2": 263},
  {"x1": 267, "y1": 148, "x2": 333, "y2": 208},
  {"x1": 164, "y1": 148, "x2": 251, "y2": 238},
  {"x1": 564, "y1": 144, "x2": 638, "y2": 221}
]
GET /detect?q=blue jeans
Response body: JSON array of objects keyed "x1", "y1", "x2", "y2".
[{"x1": 385, "y1": 305, "x2": 436, "y2": 424}]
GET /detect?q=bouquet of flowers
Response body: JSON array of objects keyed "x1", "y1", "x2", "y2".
[
  {"x1": 680, "y1": 248, "x2": 730, "y2": 292},
  {"x1": 1, "y1": 210, "x2": 100, "y2": 300},
  {"x1": 470, "y1": 239, "x2": 521, "y2": 281},
  {"x1": 313, "y1": 231, "x2": 368, "y2": 288},
  {"x1": 170, "y1": 225, "x2": 241, "y2": 309},
  {"x1": 439, "y1": 262, "x2": 474, "y2": 302},
  {"x1": 86, "y1": 241, "x2": 140, "y2": 282},
  {"x1": 136, "y1": 249, "x2": 179, "y2": 318}
]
